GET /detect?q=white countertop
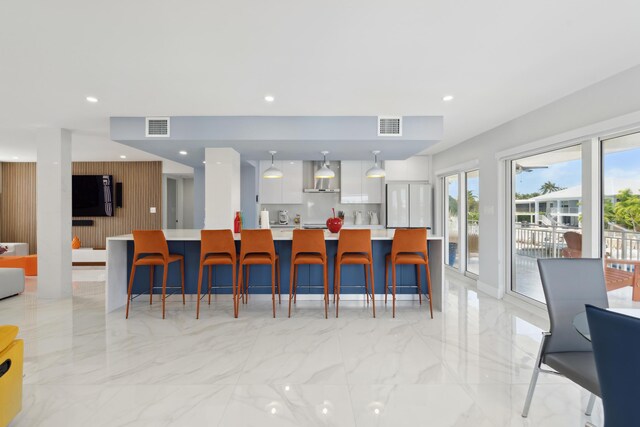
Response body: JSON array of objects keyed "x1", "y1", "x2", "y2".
[{"x1": 107, "y1": 229, "x2": 443, "y2": 241}]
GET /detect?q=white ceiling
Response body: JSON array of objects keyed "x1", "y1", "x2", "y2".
[
  {"x1": 1, "y1": 0, "x2": 640, "y2": 160},
  {"x1": 0, "y1": 129, "x2": 192, "y2": 174}
]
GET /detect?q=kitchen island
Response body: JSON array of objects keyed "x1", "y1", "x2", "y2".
[{"x1": 105, "y1": 229, "x2": 444, "y2": 314}]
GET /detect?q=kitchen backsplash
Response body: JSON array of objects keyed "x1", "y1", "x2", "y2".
[{"x1": 260, "y1": 192, "x2": 382, "y2": 225}]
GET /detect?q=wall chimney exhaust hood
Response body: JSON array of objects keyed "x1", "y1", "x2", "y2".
[{"x1": 303, "y1": 161, "x2": 341, "y2": 193}]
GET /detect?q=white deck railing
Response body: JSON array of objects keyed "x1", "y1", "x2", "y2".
[{"x1": 513, "y1": 224, "x2": 640, "y2": 261}]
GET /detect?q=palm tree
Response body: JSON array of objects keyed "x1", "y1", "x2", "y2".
[{"x1": 539, "y1": 181, "x2": 563, "y2": 194}]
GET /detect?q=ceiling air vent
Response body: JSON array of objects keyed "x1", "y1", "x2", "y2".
[
  {"x1": 145, "y1": 117, "x2": 170, "y2": 137},
  {"x1": 378, "y1": 116, "x2": 402, "y2": 136}
]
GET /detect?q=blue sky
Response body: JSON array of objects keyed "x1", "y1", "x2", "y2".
[
  {"x1": 515, "y1": 149, "x2": 640, "y2": 194},
  {"x1": 446, "y1": 174, "x2": 479, "y2": 199},
  {"x1": 515, "y1": 160, "x2": 582, "y2": 194},
  {"x1": 446, "y1": 148, "x2": 640, "y2": 199},
  {"x1": 448, "y1": 148, "x2": 640, "y2": 198}
]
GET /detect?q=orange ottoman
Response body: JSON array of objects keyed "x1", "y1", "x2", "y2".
[
  {"x1": 0, "y1": 255, "x2": 37, "y2": 276},
  {"x1": 23, "y1": 255, "x2": 37, "y2": 276}
]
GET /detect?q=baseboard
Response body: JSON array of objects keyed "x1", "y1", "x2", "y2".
[
  {"x1": 445, "y1": 268, "x2": 477, "y2": 286},
  {"x1": 444, "y1": 269, "x2": 504, "y2": 300},
  {"x1": 72, "y1": 262, "x2": 106, "y2": 267},
  {"x1": 477, "y1": 279, "x2": 504, "y2": 299}
]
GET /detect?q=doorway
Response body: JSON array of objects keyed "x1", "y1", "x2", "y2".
[{"x1": 167, "y1": 178, "x2": 177, "y2": 229}]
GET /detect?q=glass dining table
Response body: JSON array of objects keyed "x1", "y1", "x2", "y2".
[{"x1": 573, "y1": 308, "x2": 640, "y2": 341}]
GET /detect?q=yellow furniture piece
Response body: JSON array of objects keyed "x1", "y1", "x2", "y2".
[{"x1": 0, "y1": 326, "x2": 23, "y2": 427}]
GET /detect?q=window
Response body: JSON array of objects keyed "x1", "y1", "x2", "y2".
[
  {"x1": 602, "y1": 132, "x2": 640, "y2": 299},
  {"x1": 445, "y1": 175, "x2": 460, "y2": 269},
  {"x1": 510, "y1": 145, "x2": 582, "y2": 303},
  {"x1": 466, "y1": 170, "x2": 480, "y2": 275},
  {"x1": 443, "y1": 169, "x2": 480, "y2": 276}
]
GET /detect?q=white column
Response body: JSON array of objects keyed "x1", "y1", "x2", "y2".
[
  {"x1": 205, "y1": 148, "x2": 241, "y2": 229},
  {"x1": 582, "y1": 138, "x2": 600, "y2": 257},
  {"x1": 193, "y1": 167, "x2": 206, "y2": 228},
  {"x1": 36, "y1": 128, "x2": 72, "y2": 298}
]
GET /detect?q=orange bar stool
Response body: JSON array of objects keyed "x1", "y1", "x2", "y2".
[
  {"x1": 334, "y1": 229, "x2": 375, "y2": 318},
  {"x1": 384, "y1": 228, "x2": 433, "y2": 318},
  {"x1": 126, "y1": 230, "x2": 185, "y2": 319},
  {"x1": 237, "y1": 229, "x2": 281, "y2": 318},
  {"x1": 289, "y1": 229, "x2": 329, "y2": 318},
  {"x1": 196, "y1": 229, "x2": 237, "y2": 319}
]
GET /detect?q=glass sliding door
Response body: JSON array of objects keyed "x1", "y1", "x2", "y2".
[
  {"x1": 510, "y1": 145, "x2": 582, "y2": 303},
  {"x1": 445, "y1": 174, "x2": 460, "y2": 269},
  {"x1": 602, "y1": 132, "x2": 640, "y2": 297},
  {"x1": 466, "y1": 170, "x2": 480, "y2": 275}
]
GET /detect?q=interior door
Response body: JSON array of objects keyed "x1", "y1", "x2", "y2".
[
  {"x1": 386, "y1": 183, "x2": 409, "y2": 227},
  {"x1": 167, "y1": 178, "x2": 177, "y2": 229}
]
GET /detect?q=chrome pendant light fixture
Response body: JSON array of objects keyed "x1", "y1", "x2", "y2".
[
  {"x1": 314, "y1": 151, "x2": 335, "y2": 179},
  {"x1": 263, "y1": 150, "x2": 283, "y2": 179},
  {"x1": 365, "y1": 150, "x2": 386, "y2": 178}
]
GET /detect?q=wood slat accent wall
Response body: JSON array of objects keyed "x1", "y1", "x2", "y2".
[
  {"x1": 0, "y1": 161, "x2": 162, "y2": 253},
  {"x1": 72, "y1": 162, "x2": 162, "y2": 248},
  {"x1": 0, "y1": 162, "x2": 37, "y2": 253}
]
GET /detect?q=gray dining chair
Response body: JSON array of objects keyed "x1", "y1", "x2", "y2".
[{"x1": 521, "y1": 258, "x2": 608, "y2": 418}]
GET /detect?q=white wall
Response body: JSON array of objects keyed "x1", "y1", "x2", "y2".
[
  {"x1": 432, "y1": 64, "x2": 640, "y2": 298},
  {"x1": 182, "y1": 178, "x2": 194, "y2": 229}
]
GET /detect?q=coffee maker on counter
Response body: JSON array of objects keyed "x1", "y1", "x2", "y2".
[{"x1": 278, "y1": 210, "x2": 289, "y2": 225}]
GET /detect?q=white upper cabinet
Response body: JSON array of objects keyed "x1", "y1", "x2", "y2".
[
  {"x1": 384, "y1": 156, "x2": 430, "y2": 181},
  {"x1": 340, "y1": 161, "x2": 383, "y2": 204},
  {"x1": 259, "y1": 161, "x2": 282, "y2": 204},
  {"x1": 281, "y1": 161, "x2": 303, "y2": 204},
  {"x1": 361, "y1": 160, "x2": 383, "y2": 203},
  {"x1": 259, "y1": 160, "x2": 303, "y2": 204},
  {"x1": 340, "y1": 161, "x2": 362, "y2": 203}
]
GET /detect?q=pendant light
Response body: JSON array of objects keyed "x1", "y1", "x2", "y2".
[
  {"x1": 365, "y1": 150, "x2": 386, "y2": 178},
  {"x1": 263, "y1": 150, "x2": 283, "y2": 179},
  {"x1": 314, "y1": 151, "x2": 335, "y2": 179}
]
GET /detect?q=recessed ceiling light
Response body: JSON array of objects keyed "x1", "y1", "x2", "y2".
[
  {"x1": 12, "y1": 156, "x2": 19, "y2": 160},
  {"x1": 442, "y1": 95, "x2": 454, "y2": 102},
  {"x1": 264, "y1": 95, "x2": 275, "y2": 103},
  {"x1": 202, "y1": 160, "x2": 206, "y2": 164},
  {"x1": 216, "y1": 161, "x2": 222, "y2": 165},
  {"x1": 86, "y1": 96, "x2": 98, "y2": 103},
  {"x1": 120, "y1": 155, "x2": 127, "y2": 159},
  {"x1": 179, "y1": 150, "x2": 188, "y2": 155}
]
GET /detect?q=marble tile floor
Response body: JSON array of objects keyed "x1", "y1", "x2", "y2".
[{"x1": 3, "y1": 268, "x2": 636, "y2": 426}]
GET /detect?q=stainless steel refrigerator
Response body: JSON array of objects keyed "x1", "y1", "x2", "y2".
[{"x1": 386, "y1": 182, "x2": 432, "y2": 228}]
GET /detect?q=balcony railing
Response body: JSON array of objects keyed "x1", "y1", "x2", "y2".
[
  {"x1": 548, "y1": 207, "x2": 580, "y2": 214},
  {"x1": 514, "y1": 224, "x2": 640, "y2": 262}
]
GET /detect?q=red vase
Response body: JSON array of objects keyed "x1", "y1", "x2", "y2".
[
  {"x1": 326, "y1": 217, "x2": 342, "y2": 233},
  {"x1": 234, "y1": 212, "x2": 242, "y2": 233}
]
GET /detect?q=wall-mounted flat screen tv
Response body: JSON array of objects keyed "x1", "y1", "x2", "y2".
[{"x1": 72, "y1": 175, "x2": 114, "y2": 217}]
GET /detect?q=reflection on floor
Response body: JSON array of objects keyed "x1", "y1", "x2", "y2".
[
  {"x1": 511, "y1": 254, "x2": 640, "y2": 306},
  {"x1": 1, "y1": 267, "x2": 626, "y2": 426}
]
